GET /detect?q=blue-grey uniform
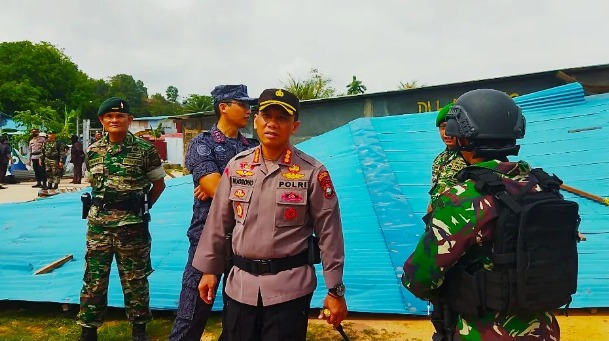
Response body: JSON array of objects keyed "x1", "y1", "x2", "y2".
[{"x1": 169, "y1": 124, "x2": 258, "y2": 340}]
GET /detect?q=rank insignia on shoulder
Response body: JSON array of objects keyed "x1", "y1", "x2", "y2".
[
  {"x1": 282, "y1": 164, "x2": 305, "y2": 180},
  {"x1": 317, "y1": 170, "x2": 335, "y2": 199}
]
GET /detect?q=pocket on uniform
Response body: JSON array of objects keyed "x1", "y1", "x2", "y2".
[
  {"x1": 229, "y1": 186, "x2": 253, "y2": 224},
  {"x1": 275, "y1": 189, "x2": 307, "y2": 227}
]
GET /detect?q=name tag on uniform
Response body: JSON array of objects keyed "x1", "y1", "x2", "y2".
[
  {"x1": 231, "y1": 177, "x2": 255, "y2": 187},
  {"x1": 88, "y1": 157, "x2": 103, "y2": 167},
  {"x1": 123, "y1": 157, "x2": 142, "y2": 166},
  {"x1": 278, "y1": 180, "x2": 307, "y2": 189}
]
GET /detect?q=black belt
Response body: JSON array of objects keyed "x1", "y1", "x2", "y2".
[
  {"x1": 232, "y1": 250, "x2": 309, "y2": 275},
  {"x1": 31, "y1": 151, "x2": 42, "y2": 155},
  {"x1": 92, "y1": 197, "x2": 136, "y2": 212}
]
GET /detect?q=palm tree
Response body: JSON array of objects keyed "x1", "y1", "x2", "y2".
[
  {"x1": 398, "y1": 80, "x2": 426, "y2": 90},
  {"x1": 346, "y1": 76, "x2": 367, "y2": 95},
  {"x1": 281, "y1": 69, "x2": 336, "y2": 100}
]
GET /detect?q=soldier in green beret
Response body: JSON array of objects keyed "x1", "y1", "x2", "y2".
[
  {"x1": 428, "y1": 102, "x2": 468, "y2": 212},
  {"x1": 76, "y1": 97, "x2": 167, "y2": 341}
]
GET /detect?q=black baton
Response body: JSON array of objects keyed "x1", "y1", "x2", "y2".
[{"x1": 323, "y1": 308, "x2": 351, "y2": 341}]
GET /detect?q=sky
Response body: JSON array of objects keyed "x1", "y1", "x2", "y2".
[{"x1": 2, "y1": 0, "x2": 608, "y2": 100}]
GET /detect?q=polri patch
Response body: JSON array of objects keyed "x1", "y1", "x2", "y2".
[{"x1": 278, "y1": 180, "x2": 307, "y2": 189}]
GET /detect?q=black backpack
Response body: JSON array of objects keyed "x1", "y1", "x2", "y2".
[{"x1": 445, "y1": 167, "x2": 580, "y2": 316}]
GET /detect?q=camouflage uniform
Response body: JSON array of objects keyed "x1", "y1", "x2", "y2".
[
  {"x1": 169, "y1": 125, "x2": 258, "y2": 340},
  {"x1": 429, "y1": 148, "x2": 468, "y2": 206},
  {"x1": 402, "y1": 160, "x2": 560, "y2": 341},
  {"x1": 77, "y1": 132, "x2": 166, "y2": 328},
  {"x1": 42, "y1": 139, "x2": 66, "y2": 185}
]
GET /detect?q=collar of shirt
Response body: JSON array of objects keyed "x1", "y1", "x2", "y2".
[
  {"x1": 210, "y1": 124, "x2": 251, "y2": 146},
  {"x1": 473, "y1": 159, "x2": 532, "y2": 177},
  {"x1": 250, "y1": 144, "x2": 295, "y2": 166},
  {"x1": 99, "y1": 131, "x2": 136, "y2": 147}
]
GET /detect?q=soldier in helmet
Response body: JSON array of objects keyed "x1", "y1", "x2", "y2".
[
  {"x1": 428, "y1": 103, "x2": 468, "y2": 213},
  {"x1": 76, "y1": 97, "x2": 167, "y2": 341},
  {"x1": 402, "y1": 89, "x2": 578, "y2": 341}
]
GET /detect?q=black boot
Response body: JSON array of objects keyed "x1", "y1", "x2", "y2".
[
  {"x1": 41, "y1": 182, "x2": 48, "y2": 190},
  {"x1": 78, "y1": 326, "x2": 97, "y2": 341},
  {"x1": 132, "y1": 323, "x2": 150, "y2": 341},
  {"x1": 53, "y1": 183, "x2": 59, "y2": 190}
]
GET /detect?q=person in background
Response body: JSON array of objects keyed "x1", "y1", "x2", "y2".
[
  {"x1": 28, "y1": 128, "x2": 47, "y2": 188},
  {"x1": 70, "y1": 134, "x2": 85, "y2": 184},
  {"x1": 0, "y1": 135, "x2": 12, "y2": 189}
]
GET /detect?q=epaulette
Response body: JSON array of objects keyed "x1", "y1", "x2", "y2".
[
  {"x1": 294, "y1": 148, "x2": 318, "y2": 167},
  {"x1": 234, "y1": 148, "x2": 256, "y2": 160}
]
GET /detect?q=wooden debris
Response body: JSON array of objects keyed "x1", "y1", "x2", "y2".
[{"x1": 34, "y1": 254, "x2": 74, "y2": 275}]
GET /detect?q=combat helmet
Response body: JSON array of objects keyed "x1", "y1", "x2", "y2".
[{"x1": 445, "y1": 89, "x2": 525, "y2": 158}]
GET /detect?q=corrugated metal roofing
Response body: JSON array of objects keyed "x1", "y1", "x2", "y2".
[{"x1": 1, "y1": 83, "x2": 607, "y2": 315}]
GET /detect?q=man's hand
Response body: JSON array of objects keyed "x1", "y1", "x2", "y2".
[
  {"x1": 318, "y1": 295, "x2": 348, "y2": 328},
  {"x1": 194, "y1": 185, "x2": 211, "y2": 201},
  {"x1": 198, "y1": 273, "x2": 218, "y2": 304},
  {"x1": 58, "y1": 162, "x2": 63, "y2": 169}
]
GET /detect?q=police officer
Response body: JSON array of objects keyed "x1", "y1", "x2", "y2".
[
  {"x1": 169, "y1": 84, "x2": 259, "y2": 341},
  {"x1": 427, "y1": 103, "x2": 468, "y2": 213},
  {"x1": 76, "y1": 97, "x2": 166, "y2": 341},
  {"x1": 28, "y1": 128, "x2": 47, "y2": 188},
  {"x1": 193, "y1": 88, "x2": 348, "y2": 341},
  {"x1": 402, "y1": 89, "x2": 563, "y2": 340},
  {"x1": 41, "y1": 130, "x2": 66, "y2": 190}
]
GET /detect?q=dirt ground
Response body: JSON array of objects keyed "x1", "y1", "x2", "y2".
[{"x1": 304, "y1": 309, "x2": 609, "y2": 341}]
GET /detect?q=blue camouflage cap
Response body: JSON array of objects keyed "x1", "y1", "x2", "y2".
[{"x1": 211, "y1": 84, "x2": 257, "y2": 104}]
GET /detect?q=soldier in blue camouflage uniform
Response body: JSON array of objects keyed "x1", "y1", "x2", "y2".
[
  {"x1": 169, "y1": 85, "x2": 259, "y2": 341},
  {"x1": 403, "y1": 89, "x2": 561, "y2": 341},
  {"x1": 428, "y1": 103, "x2": 468, "y2": 212},
  {"x1": 42, "y1": 130, "x2": 67, "y2": 190},
  {"x1": 77, "y1": 97, "x2": 166, "y2": 341}
]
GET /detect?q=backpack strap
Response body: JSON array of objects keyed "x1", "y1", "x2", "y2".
[
  {"x1": 457, "y1": 167, "x2": 521, "y2": 214},
  {"x1": 529, "y1": 168, "x2": 563, "y2": 192}
]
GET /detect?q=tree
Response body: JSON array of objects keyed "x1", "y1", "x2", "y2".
[
  {"x1": 281, "y1": 69, "x2": 336, "y2": 100},
  {"x1": 346, "y1": 76, "x2": 367, "y2": 95},
  {"x1": 0, "y1": 41, "x2": 98, "y2": 116},
  {"x1": 143, "y1": 93, "x2": 183, "y2": 116},
  {"x1": 106, "y1": 74, "x2": 148, "y2": 116},
  {"x1": 182, "y1": 94, "x2": 214, "y2": 113},
  {"x1": 166, "y1": 85, "x2": 179, "y2": 103},
  {"x1": 398, "y1": 80, "x2": 426, "y2": 90}
]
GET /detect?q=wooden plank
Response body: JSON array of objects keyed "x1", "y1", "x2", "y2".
[
  {"x1": 561, "y1": 184, "x2": 609, "y2": 206},
  {"x1": 34, "y1": 254, "x2": 74, "y2": 275}
]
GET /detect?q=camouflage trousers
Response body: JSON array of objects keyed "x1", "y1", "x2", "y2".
[
  {"x1": 77, "y1": 222, "x2": 154, "y2": 328},
  {"x1": 44, "y1": 160, "x2": 62, "y2": 184}
]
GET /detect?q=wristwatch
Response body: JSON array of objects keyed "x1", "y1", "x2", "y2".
[{"x1": 328, "y1": 283, "x2": 346, "y2": 298}]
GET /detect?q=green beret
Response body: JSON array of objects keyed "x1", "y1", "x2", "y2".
[
  {"x1": 98, "y1": 97, "x2": 131, "y2": 116},
  {"x1": 436, "y1": 102, "x2": 454, "y2": 127}
]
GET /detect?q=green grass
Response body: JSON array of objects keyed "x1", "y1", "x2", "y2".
[{"x1": 1, "y1": 301, "x2": 407, "y2": 341}]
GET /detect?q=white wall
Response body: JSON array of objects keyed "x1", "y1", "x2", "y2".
[{"x1": 165, "y1": 136, "x2": 184, "y2": 165}]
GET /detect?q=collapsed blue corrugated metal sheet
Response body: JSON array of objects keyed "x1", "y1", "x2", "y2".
[{"x1": 1, "y1": 83, "x2": 607, "y2": 315}]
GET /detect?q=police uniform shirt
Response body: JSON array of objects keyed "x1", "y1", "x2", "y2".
[
  {"x1": 192, "y1": 144, "x2": 345, "y2": 307},
  {"x1": 184, "y1": 125, "x2": 258, "y2": 240}
]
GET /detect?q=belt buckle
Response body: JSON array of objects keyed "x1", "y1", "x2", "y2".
[
  {"x1": 254, "y1": 260, "x2": 272, "y2": 274},
  {"x1": 102, "y1": 203, "x2": 110, "y2": 210}
]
